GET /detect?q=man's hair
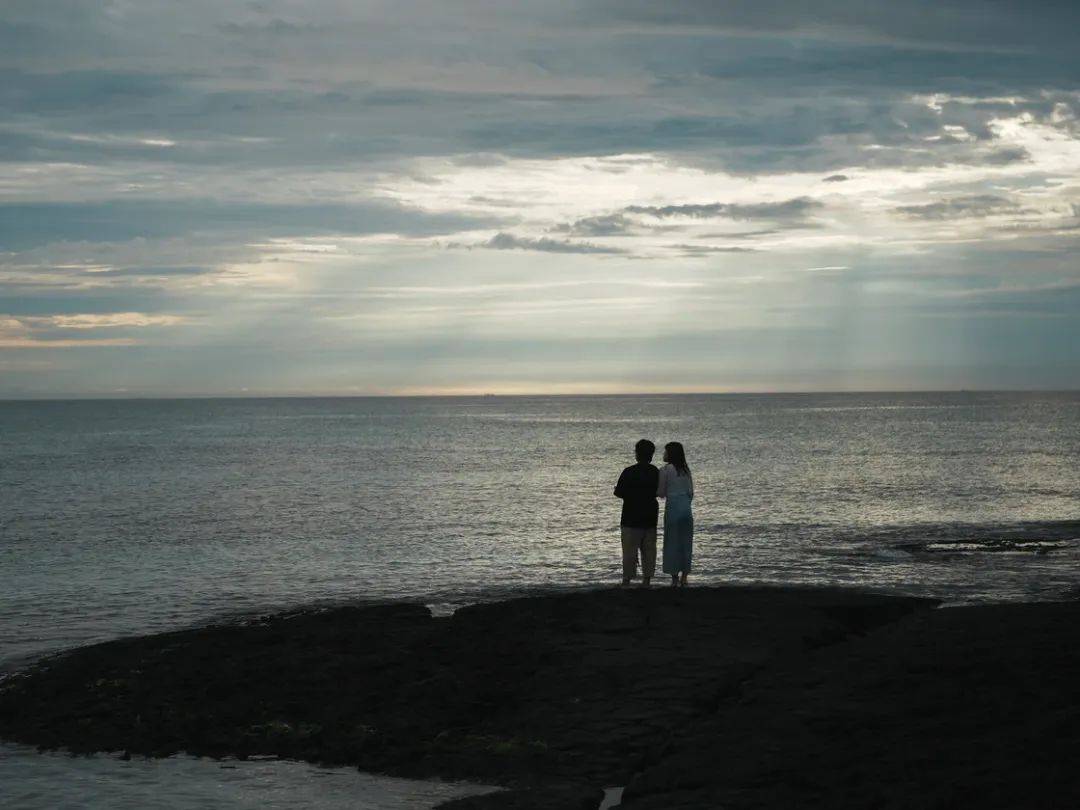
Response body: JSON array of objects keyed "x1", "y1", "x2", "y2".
[{"x1": 635, "y1": 439, "x2": 655, "y2": 462}]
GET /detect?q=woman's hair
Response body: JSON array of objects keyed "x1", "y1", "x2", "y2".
[{"x1": 665, "y1": 442, "x2": 690, "y2": 476}]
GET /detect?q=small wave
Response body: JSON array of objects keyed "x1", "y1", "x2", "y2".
[
  {"x1": 920, "y1": 539, "x2": 1072, "y2": 553},
  {"x1": 867, "y1": 547, "x2": 914, "y2": 560}
]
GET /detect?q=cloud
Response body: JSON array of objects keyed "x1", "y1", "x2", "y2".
[
  {"x1": 79, "y1": 265, "x2": 215, "y2": 278},
  {"x1": 0, "y1": 9, "x2": 1074, "y2": 183},
  {"x1": 894, "y1": 194, "x2": 1019, "y2": 220},
  {"x1": 701, "y1": 228, "x2": 797, "y2": 239},
  {"x1": 480, "y1": 232, "x2": 626, "y2": 254},
  {"x1": 0, "y1": 68, "x2": 186, "y2": 117},
  {"x1": 1, "y1": 1, "x2": 1079, "y2": 392},
  {"x1": 978, "y1": 147, "x2": 1031, "y2": 166},
  {"x1": 32, "y1": 312, "x2": 186, "y2": 329},
  {"x1": 0, "y1": 311, "x2": 183, "y2": 348},
  {"x1": 0, "y1": 199, "x2": 503, "y2": 250},
  {"x1": 550, "y1": 213, "x2": 634, "y2": 236},
  {"x1": 668, "y1": 243, "x2": 758, "y2": 256},
  {"x1": 587, "y1": 1, "x2": 1080, "y2": 51},
  {"x1": 624, "y1": 196, "x2": 823, "y2": 220}
]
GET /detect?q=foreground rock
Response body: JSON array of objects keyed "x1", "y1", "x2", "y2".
[
  {"x1": 0, "y1": 587, "x2": 927, "y2": 795},
  {"x1": 10, "y1": 588, "x2": 1079, "y2": 807},
  {"x1": 621, "y1": 601, "x2": 1080, "y2": 809}
]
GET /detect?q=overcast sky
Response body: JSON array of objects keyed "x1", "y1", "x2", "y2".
[{"x1": 2, "y1": 0, "x2": 1078, "y2": 396}]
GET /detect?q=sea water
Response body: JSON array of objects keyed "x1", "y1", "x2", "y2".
[{"x1": 2, "y1": 392, "x2": 1078, "y2": 807}]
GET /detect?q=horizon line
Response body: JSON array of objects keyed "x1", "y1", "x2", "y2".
[{"x1": 2, "y1": 387, "x2": 1078, "y2": 403}]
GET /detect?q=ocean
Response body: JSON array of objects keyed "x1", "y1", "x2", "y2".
[{"x1": 2, "y1": 392, "x2": 1079, "y2": 807}]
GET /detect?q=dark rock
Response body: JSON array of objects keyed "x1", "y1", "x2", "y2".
[
  {"x1": 0, "y1": 586, "x2": 931, "y2": 788},
  {"x1": 20, "y1": 593, "x2": 1080, "y2": 804},
  {"x1": 619, "y1": 602, "x2": 1080, "y2": 809}
]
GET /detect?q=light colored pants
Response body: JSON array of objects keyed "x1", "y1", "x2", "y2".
[{"x1": 621, "y1": 526, "x2": 657, "y2": 581}]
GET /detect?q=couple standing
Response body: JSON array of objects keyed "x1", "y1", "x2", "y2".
[{"x1": 614, "y1": 439, "x2": 694, "y2": 588}]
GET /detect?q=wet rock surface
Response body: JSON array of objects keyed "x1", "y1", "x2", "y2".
[
  {"x1": 4, "y1": 588, "x2": 1075, "y2": 807},
  {"x1": 620, "y1": 601, "x2": 1080, "y2": 809}
]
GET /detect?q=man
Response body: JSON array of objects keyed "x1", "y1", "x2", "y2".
[{"x1": 613, "y1": 439, "x2": 660, "y2": 587}]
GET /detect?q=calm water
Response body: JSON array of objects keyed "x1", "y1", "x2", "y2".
[
  {"x1": 0, "y1": 744, "x2": 495, "y2": 809},
  {"x1": 2, "y1": 392, "x2": 1079, "y2": 807}
]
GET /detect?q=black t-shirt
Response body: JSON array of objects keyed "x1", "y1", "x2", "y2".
[{"x1": 614, "y1": 462, "x2": 659, "y2": 528}]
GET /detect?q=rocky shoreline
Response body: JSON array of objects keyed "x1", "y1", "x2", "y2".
[{"x1": 2, "y1": 586, "x2": 1078, "y2": 808}]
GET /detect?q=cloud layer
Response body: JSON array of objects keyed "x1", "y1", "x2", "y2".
[{"x1": 1, "y1": 1, "x2": 1078, "y2": 394}]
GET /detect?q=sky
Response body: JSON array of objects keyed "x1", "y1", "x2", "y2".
[{"x1": 1, "y1": 1, "x2": 1079, "y2": 396}]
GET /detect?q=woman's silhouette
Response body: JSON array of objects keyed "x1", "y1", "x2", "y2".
[{"x1": 658, "y1": 442, "x2": 694, "y2": 587}]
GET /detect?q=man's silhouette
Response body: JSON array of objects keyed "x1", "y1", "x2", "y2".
[{"x1": 614, "y1": 439, "x2": 659, "y2": 587}]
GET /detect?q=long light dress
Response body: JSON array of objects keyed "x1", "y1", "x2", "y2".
[{"x1": 658, "y1": 463, "x2": 694, "y2": 574}]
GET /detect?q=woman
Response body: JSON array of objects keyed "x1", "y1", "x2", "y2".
[{"x1": 658, "y1": 442, "x2": 694, "y2": 587}]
